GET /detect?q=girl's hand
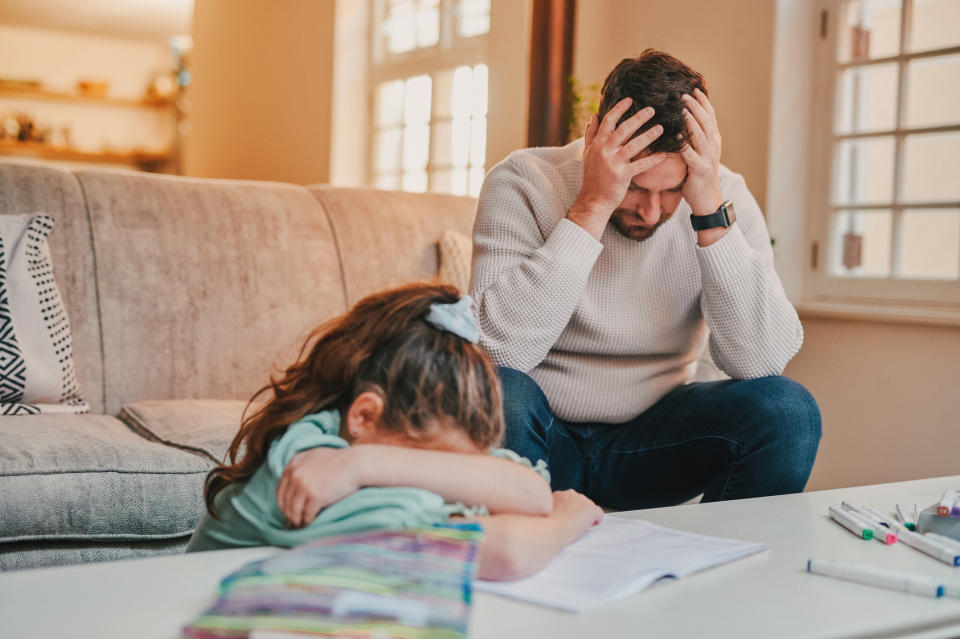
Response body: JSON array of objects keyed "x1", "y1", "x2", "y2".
[
  {"x1": 276, "y1": 447, "x2": 361, "y2": 528},
  {"x1": 550, "y1": 489, "x2": 604, "y2": 535}
]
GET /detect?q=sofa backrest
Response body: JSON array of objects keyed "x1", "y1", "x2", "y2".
[
  {"x1": 307, "y1": 186, "x2": 477, "y2": 305},
  {"x1": 0, "y1": 161, "x2": 105, "y2": 413},
  {"x1": 0, "y1": 161, "x2": 480, "y2": 415},
  {"x1": 75, "y1": 170, "x2": 349, "y2": 415}
]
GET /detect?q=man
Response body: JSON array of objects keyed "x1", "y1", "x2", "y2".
[{"x1": 471, "y1": 50, "x2": 820, "y2": 509}]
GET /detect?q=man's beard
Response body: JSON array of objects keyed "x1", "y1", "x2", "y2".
[{"x1": 609, "y1": 209, "x2": 674, "y2": 241}]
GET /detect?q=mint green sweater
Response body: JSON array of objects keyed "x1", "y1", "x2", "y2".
[{"x1": 187, "y1": 410, "x2": 547, "y2": 552}]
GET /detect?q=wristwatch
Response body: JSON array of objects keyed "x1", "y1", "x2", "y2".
[{"x1": 690, "y1": 200, "x2": 736, "y2": 231}]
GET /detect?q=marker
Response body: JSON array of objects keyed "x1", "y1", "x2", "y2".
[
  {"x1": 896, "y1": 527, "x2": 960, "y2": 566},
  {"x1": 942, "y1": 581, "x2": 960, "y2": 598},
  {"x1": 807, "y1": 558, "x2": 944, "y2": 598},
  {"x1": 828, "y1": 506, "x2": 873, "y2": 540},
  {"x1": 953, "y1": 505, "x2": 960, "y2": 518},
  {"x1": 925, "y1": 533, "x2": 960, "y2": 553},
  {"x1": 938, "y1": 490, "x2": 956, "y2": 517},
  {"x1": 840, "y1": 502, "x2": 898, "y2": 544},
  {"x1": 896, "y1": 504, "x2": 917, "y2": 531}
]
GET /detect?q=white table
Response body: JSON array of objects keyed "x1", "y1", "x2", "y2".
[{"x1": 3, "y1": 476, "x2": 960, "y2": 639}]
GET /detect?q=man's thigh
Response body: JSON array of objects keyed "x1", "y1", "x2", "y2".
[
  {"x1": 580, "y1": 377, "x2": 819, "y2": 509},
  {"x1": 498, "y1": 367, "x2": 587, "y2": 492}
]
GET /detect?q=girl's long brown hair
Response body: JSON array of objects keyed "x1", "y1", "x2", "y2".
[{"x1": 204, "y1": 282, "x2": 504, "y2": 516}]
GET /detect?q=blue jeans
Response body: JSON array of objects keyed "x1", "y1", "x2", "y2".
[{"x1": 499, "y1": 368, "x2": 821, "y2": 509}]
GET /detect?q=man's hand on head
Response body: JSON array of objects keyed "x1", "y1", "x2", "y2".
[
  {"x1": 567, "y1": 97, "x2": 666, "y2": 241},
  {"x1": 680, "y1": 88, "x2": 724, "y2": 217}
]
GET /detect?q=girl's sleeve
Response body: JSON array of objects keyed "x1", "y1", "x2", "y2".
[
  {"x1": 266, "y1": 412, "x2": 348, "y2": 479},
  {"x1": 490, "y1": 448, "x2": 551, "y2": 485}
]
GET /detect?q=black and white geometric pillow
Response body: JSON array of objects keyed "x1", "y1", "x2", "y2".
[{"x1": 0, "y1": 214, "x2": 88, "y2": 415}]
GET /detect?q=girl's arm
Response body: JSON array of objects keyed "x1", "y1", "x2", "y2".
[
  {"x1": 469, "y1": 489, "x2": 604, "y2": 581},
  {"x1": 277, "y1": 445, "x2": 552, "y2": 528}
]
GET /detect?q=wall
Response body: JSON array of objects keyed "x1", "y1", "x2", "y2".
[
  {"x1": 786, "y1": 318, "x2": 960, "y2": 490},
  {"x1": 184, "y1": 0, "x2": 335, "y2": 184},
  {"x1": 0, "y1": 24, "x2": 175, "y2": 159},
  {"x1": 573, "y1": 0, "x2": 776, "y2": 208}
]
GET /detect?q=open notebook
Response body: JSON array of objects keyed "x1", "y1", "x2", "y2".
[{"x1": 475, "y1": 516, "x2": 766, "y2": 613}]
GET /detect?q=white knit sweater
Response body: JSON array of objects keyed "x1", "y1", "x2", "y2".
[{"x1": 470, "y1": 139, "x2": 803, "y2": 423}]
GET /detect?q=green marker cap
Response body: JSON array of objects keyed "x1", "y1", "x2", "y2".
[
  {"x1": 862, "y1": 530, "x2": 874, "y2": 540},
  {"x1": 906, "y1": 523, "x2": 916, "y2": 531}
]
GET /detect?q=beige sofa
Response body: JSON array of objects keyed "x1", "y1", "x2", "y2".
[{"x1": 0, "y1": 160, "x2": 476, "y2": 571}]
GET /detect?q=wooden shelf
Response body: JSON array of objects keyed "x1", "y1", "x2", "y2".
[
  {"x1": 0, "y1": 140, "x2": 171, "y2": 165},
  {"x1": 0, "y1": 86, "x2": 174, "y2": 109}
]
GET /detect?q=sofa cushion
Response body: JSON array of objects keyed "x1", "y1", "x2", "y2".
[
  {"x1": 119, "y1": 399, "x2": 247, "y2": 464},
  {"x1": 0, "y1": 214, "x2": 88, "y2": 415},
  {"x1": 307, "y1": 186, "x2": 476, "y2": 304},
  {"x1": 0, "y1": 414, "x2": 212, "y2": 543},
  {"x1": 75, "y1": 170, "x2": 348, "y2": 415},
  {"x1": 437, "y1": 228, "x2": 473, "y2": 295},
  {"x1": 0, "y1": 161, "x2": 103, "y2": 413}
]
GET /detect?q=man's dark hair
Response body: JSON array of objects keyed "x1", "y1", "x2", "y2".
[{"x1": 597, "y1": 49, "x2": 707, "y2": 154}]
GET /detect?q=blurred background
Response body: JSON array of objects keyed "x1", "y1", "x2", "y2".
[{"x1": 1, "y1": 0, "x2": 958, "y2": 490}]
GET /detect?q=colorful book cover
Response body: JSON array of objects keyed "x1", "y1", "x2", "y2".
[{"x1": 184, "y1": 523, "x2": 483, "y2": 639}]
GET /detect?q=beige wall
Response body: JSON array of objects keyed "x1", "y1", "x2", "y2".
[
  {"x1": 184, "y1": 0, "x2": 335, "y2": 183},
  {"x1": 786, "y1": 318, "x2": 960, "y2": 491},
  {"x1": 573, "y1": 0, "x2": 776, "y2": 208}
]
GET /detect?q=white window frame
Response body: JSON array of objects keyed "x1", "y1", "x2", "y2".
[
  {"x1": 367, "y1": 0, "x2": 489, "y2": 193},
  {"x1": 807, "y1": 0, "x2": 960, "y2": 307}
]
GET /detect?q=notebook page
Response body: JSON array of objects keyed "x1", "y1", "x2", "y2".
[{"x1": 474, "y1": 516, "x2": 766, "y2": 613}]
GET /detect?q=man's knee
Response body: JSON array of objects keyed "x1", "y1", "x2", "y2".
[
  {"x1": 740, "y1": 376, "x2": 821, "y2": 466},
  {"x1": 497, "y1": 367, "x2": 553, "y2": 447}
]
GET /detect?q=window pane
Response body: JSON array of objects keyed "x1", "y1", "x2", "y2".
[
  {"x1": 831, "y1": 210, "x2": 893, "y2": 277},
  {"x1": 468, "y1": 166, "x2": 485, "y2": 197},
  {"x1": 416, "y1": 0, "x2": 440, "y2": 49},
  {"x1": 470, "y1": 116, "x2": 486, "y2": 166},
  {"x1": 902, "y1": 132, "x2": 960, "y2": 202},
  {"x1": 451, "y1": 66, "x2": 474, "y2": 118},
  {"x1": 451, "y1": 167, "x2": 468, "y2": 195},
  {"x1": 375, "y1": 128, "x2": 402, "y2": 172},
  {"x1": 832, "y1": 137, "x2": 896, "y2": 204},
  {"x1": 402, "y1": 123, "x2": 430, "y2": 170},
  {"x1": 837, "y1": 0, "x2": 901, "y2": 63},
  {"x1": 384, "y1": 0, "x2": 417, "y2": 54},
  {"x1": 377, "y1": 80, "x2": 405, "y2": 127},
  {"x1": 403, "y1": 75, "x2": 432, "y2": 124},
  {"x1": 905, "y1": 54, "x2": 960, "y2": 128},
  {"x1": 375, "y1": 173, "x2": 400, "y2": 190},
  {"x1": 472, "y1": 64, "x2": 489, "y2": 116},
  {"x1": 458, "y1": 0, "x2": 490, "y2": 38},
  {"x1": 451, "y1": 117, "x2": 470, "y2": 167},
  {"x1": 402, "y1": 170, "x2": 428, "y2": 193},
  {"x1": 835, "y1": 64, "x2": 898, "y2": 134},
  {"x1": 909, "y1": 0, "x2": 960, "y2": 52},
  {"x1": 899, "y1": 208, "x2": 960, "y2": 279}
]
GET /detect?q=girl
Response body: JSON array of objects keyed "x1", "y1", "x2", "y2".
[{"x1": 188, "y1": 283, "x2": 603, "y2": 580}]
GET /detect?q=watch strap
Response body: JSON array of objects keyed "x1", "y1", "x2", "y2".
[{"x1": 690, "y1": 201, "x2": 734, "y2": 231}]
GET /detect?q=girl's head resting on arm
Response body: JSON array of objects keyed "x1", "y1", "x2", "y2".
[{"x1": 204, "y1": 282, "x2": 504, "y2": 513}]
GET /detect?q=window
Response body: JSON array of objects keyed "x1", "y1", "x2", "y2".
[
  {"x1": 369, "y1": 0, "x2": 490, "y2": 196},
  {"x1": 810, "y1": 0, "x2": 960, "y2": 305}
]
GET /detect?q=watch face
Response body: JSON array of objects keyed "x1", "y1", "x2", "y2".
[{"x1": 724, "y1": 201, "x2": 736, "y2": 224}]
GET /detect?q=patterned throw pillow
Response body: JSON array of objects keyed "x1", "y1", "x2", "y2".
[
  {"x1": 0, "y1": 214, "x2": 88, "y2": 415},
  {"x1": 437, "y1": 229, "x2": 473, "y2": 295}
]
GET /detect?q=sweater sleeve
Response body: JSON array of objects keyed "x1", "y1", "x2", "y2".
[
  {"x1": 470, "y1": 159, "x2": 603, "y2": 372},
  {"x1": 695, "y1": 170, "x2": 803, "y2": 379}
]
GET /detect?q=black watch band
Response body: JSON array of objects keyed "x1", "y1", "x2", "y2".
[{"x1": 690, "y1": 200, "x2": 736, "y2": 231}]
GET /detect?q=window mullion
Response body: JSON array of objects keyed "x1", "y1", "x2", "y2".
[{"x1": 890, "y1": 0, "x2": 912, "y2": 277}]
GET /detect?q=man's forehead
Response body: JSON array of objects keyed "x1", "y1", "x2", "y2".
[{"x1": 629, "y1": 153, "x2": 688, "y2": 189}]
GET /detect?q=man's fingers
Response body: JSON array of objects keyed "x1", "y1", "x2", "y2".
[
  {"x1": 584, "y1": 113, "x2": 598, "y2": 147},
  {"x1": 683, "y1": 109, "x2": 708, "y2": 151},
  {"x1": 693, "y1": 88, "x2": 717, "y2": 124},
  {"x1": 611, "y1": 106, "x2": 655, "y2": 146},
  {"x1": 598, "y1": 97, "x2": 632, "y2": 136},
  {"x1": 679, "y1": 141, "x2": 698, "y2": 164},
  {"x1": 618, "y1": 123, "x2": 663, "y2": 159},
  {"x1": 276, "y1": 474, "x2": 287, "y2": 515},
  {"x1": 628, "y1": 152, "x2": 666, "y2": 174},
  {"x1": 289, "y1": 490, "x2": 307, "y2": 528},
  {"x1": 682, "y1": 94, "x2": 716, "y2": 139}
]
